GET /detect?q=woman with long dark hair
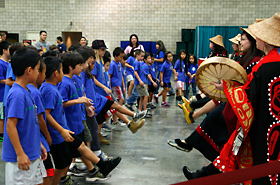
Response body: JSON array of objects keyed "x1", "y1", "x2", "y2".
[{"x1": 124, "y1": 34, "x2": 145, "y2": 55}]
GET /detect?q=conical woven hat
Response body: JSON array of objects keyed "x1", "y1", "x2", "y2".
[
  {"x1": 240, "y1": 19, "x2": 265, "y2": 40},
  {"x1": 229, "y1": 34, "x2": 241, "y2": 45},
  {"x1": 209, "y1": 35, "x2": 225, "y2": 48},
  {"x1": 249, "y1": 13, "x2": 280, "y2": 47}
]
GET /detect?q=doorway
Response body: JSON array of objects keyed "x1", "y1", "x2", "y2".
[{"x1": 62, "y1": 32, "x2": 82, "y2": 51}]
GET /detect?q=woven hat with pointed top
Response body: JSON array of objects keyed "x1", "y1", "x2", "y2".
[
  {"x1": 240, "y1": 19, "x2": 265, "y2": 40},
  {"x1": 249, "y1": 13, "x2": 280, "y2": 47},
  {"x1": 229, "y1": 34, "x2": 241, "y2": 45},
  {"x1": 209, "y1": 35, "x2": 225, "y2": 48}
]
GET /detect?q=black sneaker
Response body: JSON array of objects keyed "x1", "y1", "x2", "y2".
[
  {"x1": 125, "y1": 103, "x2": 134, "y2": 111},
  {"x1": 67, "y1": 165, "x2": 87, "y2": 177},
  {"x1": 59, "y1": 175, "x2": 79, "y2": 184},
  {"x1": 85, "y1": 171, "x2": 111, "y2": 182},
  {"x1": 99, "y1": 157, "x2": 122, "y2": 177}
]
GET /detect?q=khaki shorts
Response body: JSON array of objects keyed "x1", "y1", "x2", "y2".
[
  {"x1": 5, "y1": 158, "x2": 45, "y2": 185},
  {"x1": 82, "y1": 120, "x2": 92, "y2": 142},
  {"x1": 136, "y1": 84, "x2": 149, "y2": 97}
]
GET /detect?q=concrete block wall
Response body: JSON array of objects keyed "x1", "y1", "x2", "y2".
[{"x1": 0, "y1": 0, "x2": 279, "y2": 53}]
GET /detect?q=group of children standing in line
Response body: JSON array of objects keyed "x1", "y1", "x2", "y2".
[{"x1": 0, "y1": 32, "x2": 200, "y2": 185}]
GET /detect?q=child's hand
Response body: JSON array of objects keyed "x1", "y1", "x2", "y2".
[
  {"x1": 153, "y1": 82, "x2": 157, "y2": 88},
  {"x1": 175, "y1": 72, "x2": 179, "y2": 76},
  {"x1": 41, "y1": 144, "x2": 47, "y2": 161},
  {"x1": 160, "y1": 81, "x2": 164, "y2": 87},
  {"x1": 210, "y1": 81, "x2": 224, "y2": 90},
  {"x1": 187, "y1": 72, "x2": 191, "y2": 77},
  {"x1": 60, "y1": 129, "x2": 75, "y2": 142},
  {"x1": 132, "y1": 67, "x2": 134, "y2": 71},
  {"x1": 17, "y1": 153, "x2": 31, "y2": 171},
  {"x1": 175, "y1": 76, "x2": 178, "y2": 82},
  {"x1": 140, "y1": 81, "x2": 144, "y2": 87},
  {"x1": 77, "y1": 96, "x2": 93, "y2": 106},
  {"x1": 104, "y1": 86, "x2": 112, "y2": 94}
]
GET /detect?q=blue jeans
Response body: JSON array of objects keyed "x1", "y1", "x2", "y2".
[
  {"x1": 126, "y1": 84, "x2": 139, "y2": 104},
  {"x1": 185, "y1": 82, "x2": 197, "y2": 98}
]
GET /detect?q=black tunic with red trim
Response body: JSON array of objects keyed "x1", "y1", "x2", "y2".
[
  {"x1": 213, "y1": 48, "x2": 280, "y2": 184},
  {"x1": 185, "y1": 56, "x2": 261, "y2": 162}
]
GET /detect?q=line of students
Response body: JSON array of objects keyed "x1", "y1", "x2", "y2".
[{"x1": 0, "y1": 40, "x2": 149, "y2": 184}]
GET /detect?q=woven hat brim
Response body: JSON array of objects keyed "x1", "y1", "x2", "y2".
[
  {"x1": 209, "y1": 38, "x2": 225, "y2": 48},
  {"x1": 229, "y1": 38, "x2": 239, "y2": 45},
  {"x1": 249, "y1": 15, "x2": 280, "y2": 47},
  {"x1": 239, "y1": 27, "x2": 256, "y2": 39}
]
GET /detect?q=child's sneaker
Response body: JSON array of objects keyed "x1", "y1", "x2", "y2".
[
  {"x1": 151, "y1": 103, "x2": 157, "y2": 109},
  {"x1": 67, "y1": 164, "x2": 87, "y2": 177},
  {"x1": 98, "y1": 152, "x2": 114, "y2": 161},
  {"x1": 59, "y1": 175, "x2": 79, "y2": 184},
  {"x1": 102, "y1": 122, "x2": 115, "y2": 132},
  {"x1": 133, "y1": 110, "x2": 146, "y2": 122},
  {"x1": 112, "y1": 121, "x2": 127, "y2": 126},
  {"x1": 125, "y1": 103, "x2": 134, "y2": 111},
  {"x1": 153, "y1": 94, "x2": 159, "y2": 104},
  {"x1": 98, "y1": 133, "x2": 110, "y2": 145},
  {"x1": 161, "y1": 102, "x2": 170, "y2": 107},
  {"x1": 99, "y1": 157, "x2": 122, "y2": 177},
  {"x1": 144, "y1": 109, "x2": 152, "y2": 118},
  {"x1": 128, "y1": 119, "x2": 145, "y2": 134},
  {"x1": 85, "y1": 171, "x2": 111, "y2": 182}
]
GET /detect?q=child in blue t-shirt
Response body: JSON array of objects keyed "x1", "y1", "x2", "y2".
[
  {"x1": 158, "y1": 51, "x2": 175, "y2": 107},
  {"x1": 40, "y1": 56, "x2": 121, "y2": 184},
  {"x1": 148, "y1": 55, "x2": 158, "y2": 108},
  {"x1": 126, "y1": 49, "x2": 136, "y2": 98},
  {"x1": 134, "y1": 49, "x2": 149, "y2": 113},
  {"x1": 2, "y1": 48, "x2": 47, "y2": 184},
  {"x1": 108, "y1": 47, "x2": 125, "y2": 105},
  {"x1": 0, "y1": 41, "x2": 11, "y2": 142},
  {"x1": 143, "y1": 53, "x2": 157, "y2": 117},
  {"x1": 27, "y1": 60, "x2": 55, "y2": 184},
  {"x1": 186, "y1": 54, "x2": 199, "y2": 98},
  {"x1": 173, "y1": 50, "x2": 187, "y2": 102}
]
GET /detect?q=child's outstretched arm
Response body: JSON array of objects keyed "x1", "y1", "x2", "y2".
[
  {"x1": 63, "y1": 96, "x2": 93, "y2": 107},
  {"x1": 6, "y1": 117, "x2": 31, "y2": 171},
  {"x1": 125, "y1": 63, "x2": 134, "y2": 71},
  {"x1": 45, "y1": 109, "x2": 74, "y2": 142}
]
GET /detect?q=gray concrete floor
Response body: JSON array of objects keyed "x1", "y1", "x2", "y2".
[{"x1": 0, "y1": 94, "x2": 209, "y2": 185}]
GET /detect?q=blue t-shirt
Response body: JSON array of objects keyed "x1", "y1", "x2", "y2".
[
  {"x1": 57, "y1": 76, "x2": 84, "y2": 135},
  {"x1": 134, "y1": 60, "x2": 141, "y2": 86},
  {"x1": 141, "y1": 63, "x2": 150, "y2": 84},
  {"x1": 186, "y1": 63, "x2": 199, "y2": 83},
  {"x1": 104, "y1": 71, "x2": 110, "y2": 89},
  {"x1": 72, "y1": 75, "x2": 86, "y2": 121},
  {"x1": 81, "y1": 71, "x2": 107, "y2": 115},
  {"x1": 0, "y1": 59, "x2": 9, "y2": 102},
  {"x1": 27, "y1": 84, "x2": 50, "y2": 152},
  {"x1": 91, "y1": 60, "x2": 108, "y2": 97},
  {"x1": 155, "y1": 51, "x2": 165, "y2": 71},
  {"x1": 58, "y1": 43, "x2": 67, "y2": 53},
  {"x1": 108, "y1": 60, "x2": 122, "y2": 87},
  {"x1": 148, "y1": 63, "x2": 157, "y2": 85},
  {"x1": 39, "y1": 82, "x2": 69, "y2": 145},
  {"x1": 160, "y1": 61, "x2": 173, "y2": 83},
  {"x1": 2, "y1": 83, "x2": 41, "y2": 162},
  {"x1": 126, "y1": 56, "x2": 135, "y2": 77},
  {"x1": 174, "y1": 60, "x2": 186, "y2": 82},
  {"x1": 3, "y1": 64, "x2": 16, "y2": 106}
]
